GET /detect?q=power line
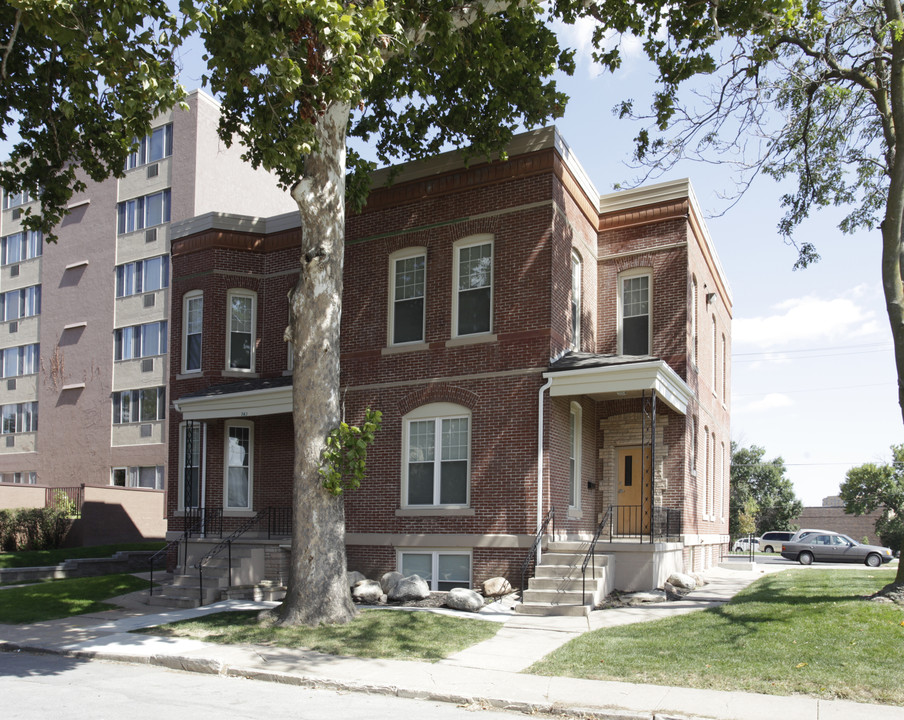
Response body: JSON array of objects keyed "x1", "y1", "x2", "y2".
[
  {"x1": 733, "y1": 342, "x2": 891, "y2": 357},
  {"x1": 733, "y1": 381, "x2": 893, "y2": 396}
]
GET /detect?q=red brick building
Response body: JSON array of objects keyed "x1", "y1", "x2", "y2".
[{"x1": 164, "y1": 128, "x2": 731, "y2": 604}]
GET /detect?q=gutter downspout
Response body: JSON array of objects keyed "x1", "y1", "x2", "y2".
[{"x1": 537, "y1": 375, "x2": 553, "y2": 564}]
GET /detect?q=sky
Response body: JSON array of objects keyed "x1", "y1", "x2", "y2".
[{"x1": 7, "y1": 17, "x2": 901, "y2": 507}]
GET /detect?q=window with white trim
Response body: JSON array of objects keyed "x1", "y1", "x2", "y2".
[
  {"x1": 390, "y1": 248, "x2": 426, "y2": 345},
  {"x1": 1, "y1": 343, "x2": 38, "y2": 378},
  {"x1": 453, "y1": 237, "x2": 493, "y2": 336},
  {"x1": 619, "y1": 269, "x2": 651, "y2": 355},
  {"x1": 227, "y1": 290, "x2": 256, "y2": 371},
  {"x1": 111, "y1": 465, "x2": 164, "y2": 489},
  {"x1": 403, "y1": 402, "x2": 470, "y2": 507},
  {"x1": 2, "y1": 284, "x2": 41, "y2": 321},
  {"x1": 117, "y1": 189, "x2": 171, "y2": 234},
  {"x1": 183, "y1": 292, "x2": 203, "y2": 373},
  {"x1": 571, "y1": 252, "x2": 582, "y2": 350},
  {"x1": 398, "y1": 550, "x2": 471, "y2": 591},
  {"x1": 112, "y1": 387, "x2": 166, "y2": 424},
  {"x1": 0, "y1": 402, "x2": 37, "y2": 434},
  {"x1": 3, "y1": 189, "x2": 33, "y2": 209},
  {"x1": 180, "y1": 422, "x2": 203, "y2": 509},
  {"x1": 702, "y1": 426, "x2": 709, "y2": 517},
  {"x1": 712, "y1": 315, "x2": 717, "y2": 393},
  {"x1": 690, "y1": 275, "x2": 698, "y2": 365},
  {"x1": 225, "y1": 421, "x2": 253, "y2": 509},
  {"x1": 114, "y1": 321, "x2": 167, "y2": 360},
  {"x1": 1, "y1": 230, "x2": 42, "y2": 265},
  {"x1": 721, "y1": 333, "x2": 727, "y2": 401},
  {"x1": 126, "y1": 123, "x2": 173, "y2": 169},
  {"x1": 115, "y1": 255, "x2": 169, "y2": 297},
  {"x1": 569, "y1": 401, "x2": 582, "y2": 508}
]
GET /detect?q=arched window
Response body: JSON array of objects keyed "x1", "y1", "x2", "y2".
[
  {"x1": 402, "y1": 402, "x2": 470, "y2": 507},
  {"x1": 618, "y1": 268, "x2": 652, "y2": 355}
]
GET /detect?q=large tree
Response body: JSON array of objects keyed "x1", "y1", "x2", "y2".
[
  {"x1": 841, "y1": 444, "x2": 904, "y2": 583},
  {"x1": 0, "y1": 1, "x2": 185, "y2": 239},
  {"x1": 730, "y1": 442, "x2": 803, "y2": 536},
  {"x1": 191, "y1": 0, "x2": 577, "y2": 626},
  {"x1": 575, "y1": 0, "x2": 904, "y2": 427}
]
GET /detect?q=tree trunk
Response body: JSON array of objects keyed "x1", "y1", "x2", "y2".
[{"x1": 274, "y1": 101, "x2": 356, "y2": 626}]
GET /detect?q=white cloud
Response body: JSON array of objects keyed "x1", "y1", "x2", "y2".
[
  {"x1": 736, "y1": 393, "x2": 794, "y2": 413},
  {"x1": 552, "y1": 18, "x2": 645, "y2": 78},
  {"x1": 734, "y1": 287, "x2": 882, "y2": 349}
]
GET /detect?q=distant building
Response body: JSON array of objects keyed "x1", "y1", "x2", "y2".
[{"x1": 794, "y1": 501, "x2": 884, "y2": 545}]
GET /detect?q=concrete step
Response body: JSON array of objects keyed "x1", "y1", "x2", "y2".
[
  {"x1": 528, "y1": 576, "x2": 604, "y2": 592},
  {"x1": 534, "y1": 562, "x2": 605, "y2": 578},
  {"x1": 172, "y1": 572, "x2": 229, "y2": 588},
  {"x1": 223, "y1": 583, "x2": 286, "y2": 602},
  {"x1": 146, "y1": 592, "x2": 202, "y2": 609},
  {"x1": 538, "y1": 551, "x2": 610, "y2": 567},
  {"x1": 514, "y1": 601, "x2": 590, "y2": 617},
  {"x1": 521, "y1": 588, "x2": 595, "y2": 604}
]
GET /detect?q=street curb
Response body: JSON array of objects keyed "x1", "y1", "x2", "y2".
[{"x1": 0, "y1": 641, "x2": 717, "y2": 720}]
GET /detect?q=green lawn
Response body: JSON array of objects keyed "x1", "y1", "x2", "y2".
[
  {"x1": 141, "y1": 608, "x2": 501, "y2": 661},
  {"x1": 0, "y1": 573, "x2": 150, "y2": 623},
  {"x1": 0, "y1": 542, "x2": 165, "y2": 569},
  {"x1": 529, "y1": 569, "x2": 903, "y2": 706}
]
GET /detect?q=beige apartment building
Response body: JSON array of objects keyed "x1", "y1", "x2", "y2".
[{"x1": 0, "y1": 90, "x2": 295, "y2": 490}]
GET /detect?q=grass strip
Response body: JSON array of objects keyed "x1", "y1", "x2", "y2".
[
  {"x1": 0, "y1": 573, "x2": 149, "y2": 623},
  {"x1": 529, "y1": 569, "x2": 903, "y2": 706},
  {"x1": 0, "y1": 542, "x2": 165, "y2": 569},
  {"x1": 141, "y1": 607, "x2": 501, "y2": 661}
]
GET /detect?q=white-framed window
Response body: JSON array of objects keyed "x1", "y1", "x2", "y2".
[
  {"x1": 226, "y1": 290, "x2": 256, "y2": 371},
  {"x1": 126, "y1": 123, "x2": 174, "y2": 170},
  {"x1": 111, "y1": 465, "x2": 164, "y2": 489},
  {"x1": 690, "y1": 275, "x2": 698, "y2": 366},
  {"x1": 403, "y1": 402, "x2": 470, "y2": 507},
  {"x1": 2, "y1": 471, "x2": 36, "y2": 484},
  {"x1": 702, "y1": 426, "x2": 709, "y2": 518},
  {"x1": 618, "y1": 269, "x2": 651, "y2": 355},
  {"x1": 721, "y1": 333, "x2": 727, "y2": 401},
  {"x1": 114, "y1": 321, "x2": 167, "y2": 360},
  {"x1": 0, "y1": 401, "x2": 37, "y2": 434},
  {"x1": 710, "y1": 431, "x2": 717, "y2": 519},
  {"x1": 179, "y1": 421, "x2": 204, "y2": 510},
  {"x1": 117, "y1": 189, "x2": 171, "y2": 234},
  {"x1": 398, "y1": 550, "x2": 472, "y2": 591},
  {"x1": 115, "y1": 255, "x2": 169, "y2": 297},
  {"x1": 389, "y1": 248, "x2": 426, "y2": 345},
  {"x1": 225, "y1": 421, "x2": 253, "y2": 509},
  {"x1": 3, "y1": 188, "x2": 33, "y2": 210},
  {"x1": 1, "y1": 343, "x2": 39, "y2": 378},
  {"x1": 112, "y1": 387, "x2": 166, "y2": 424},
  {"x1": 183, "y1": 291, "x2": 203, "y2": 373},
  {"x1": 2, "y1": 284, "x2": 41, "y2": 321},
  {"x1": 569, "y1": 401, "x2": 582, "y2": 508},
  {"x1": 453, "y1": 236, "x2": 493, "y2": 337},
  {"x1": 712, "y1": 315, "x2": 717, "y2": 393},
  {"x1": 1, "y1": 230, "x2": 42, "y2": 265},
  {"x1": 571, "y1": 252, "x2": 582, "y2": 350}
]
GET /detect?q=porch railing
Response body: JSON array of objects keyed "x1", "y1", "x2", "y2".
[
  {"x1": 609, "y1": 504, "x2": 682, "y2": 543},
  {"x1": 581, "y1": 504, "x2": 613, "y2": 604},
  {"x1": 147, "y1": 507, "x2": 223, "y2": 597},
  {"x1": 519, "y1": 507, "x2": 555, "y2": 601}
]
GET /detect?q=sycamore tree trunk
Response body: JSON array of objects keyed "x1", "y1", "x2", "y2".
[{"x1": 274, "y1": 101, "x2": 357, "y2": 626}]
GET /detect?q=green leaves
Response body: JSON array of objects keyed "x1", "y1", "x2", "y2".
[{"x1": 319, "y1": 407, "x2": 382, "y2": 496}]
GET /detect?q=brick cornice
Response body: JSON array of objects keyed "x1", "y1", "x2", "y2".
[{"x1": 598, "y1": 198, "x2": 689, "y2": 232}]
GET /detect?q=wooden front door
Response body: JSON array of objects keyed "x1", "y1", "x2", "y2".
[{"x1": 616, "y1": 447, "x2": 652, "y2": 534}]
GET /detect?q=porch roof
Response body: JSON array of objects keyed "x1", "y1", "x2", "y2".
[
  {"x1": 544, "y1": 352, "x2": 693, "y2": 415},
  {"x1": 173, "y1": 376, "x2": 292, "y2": 420}
]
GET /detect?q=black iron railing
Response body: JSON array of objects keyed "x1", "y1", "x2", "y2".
[
  {"x1": 266, "y1": 505, "x2": 293, "y2": 538},
  {"x1": 581, "y1": 505, "x2": 613, "y2": 605},
  {"x1": 147, "y1": 507, "x2": 222, "y2": 597},
  {"x1": 46, "y1": 486, "x2": 84, "y2": 518},
  {"x1": 609, "y1": 504, "x2": 682, "y2": 543},
  {"x1": 519, "y1": 507, "x2": 555, "y2": 601}
]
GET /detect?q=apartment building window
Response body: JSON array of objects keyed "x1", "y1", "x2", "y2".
[
  {"x1": 117, "y1": 189, "x2": 171, "y2": 234},
  {"x1": 126, "y1": 123, "x2": 173, "y2": 169},
  {"x1": 0, "y1": 401, "x2": 37, "y2": 434},
  {"x1": 111, "y1": 465, "x2": 164, "y2": 489},
  {"x1": 619, "y1": 269, "x2": 651, "y2": 355},
  {"x1": 114, "y1": 321, "x2": 167, "y2": 360},
  {"x1": 1, "y1": 285, "x2": 41, "y2": 322},
  {"x1": 404, "y1": 403, "x2": 470, "y2": 507},
  {"x1": 183, "y1": 292, "x2": 203, "y2": 373},
  {"x1": 1, "y1": 230, "x2": 42, "y2": 265},
  {"x1": 115, "y1": 255, "x2": 169, "y2": 297},
  {"x1": 390, "y1": 249, "x2": 426, "y2": 345},
  {"x1": 227, "y1": 290, "x2": 255, "y2": 371},
  {"x1": 1, "y1": 343, "x2": 38, "y2": 378},
  {"x1": 225, "y1": 422, "x2": 253, "y2": 509},
  {"x1": 571, "y1": 252, "x2": 582, "y2": 350},
  {"x1": 2, "y1": 471, "x2": 36, "y2": 484},
  {"x1": 112, "y1": 387, "x2": 166, "y2": 424},
  {"x1": 398, "y1": 550, "x2": 471, "y2": 591},
  {"x1": 453, "y1": 237, "x2": 493, "y2": 337},
  {"x1": 2, "y1": 189, "x2": 32, "y2": 210},
  {"x1": 569, "y1": 402, "x2": 582, "y2": 509}
]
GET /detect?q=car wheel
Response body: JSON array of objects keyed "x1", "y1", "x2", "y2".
[
  {"x1": 798, "y1": 551, "x2": 814, "y2": 566},
  {"x1": 865, "y1": 553, "x2": 881, "y2": 568},
  {"x1": 763, "y1": 545, "x2": 774, "y2": 554}
]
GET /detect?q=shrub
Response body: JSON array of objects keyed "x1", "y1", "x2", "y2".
[{"x1": 0, "y1": 506, "x2": 71, "y2": 551}]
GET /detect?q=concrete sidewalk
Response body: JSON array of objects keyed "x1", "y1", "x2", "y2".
[{"x1": 1, "y1": 565, "x2": 900, "y2": 720}]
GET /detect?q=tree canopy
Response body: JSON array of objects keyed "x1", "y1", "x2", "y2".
[{"x1": 730, "y1": 442, "x2": 803, "y2": 536}]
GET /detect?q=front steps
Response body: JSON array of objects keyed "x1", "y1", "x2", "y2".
[{"x1": 516, "y1": 541, "x2": 614, "y2": 617}]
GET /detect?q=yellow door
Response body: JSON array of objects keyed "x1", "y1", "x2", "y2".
[{"x1": 616, "y1": 447, "x2": 652, "y2": 534}]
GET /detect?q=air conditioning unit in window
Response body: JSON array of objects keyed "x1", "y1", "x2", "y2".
[
  {"x1": 6, "y1": 379, "x2": 16, "y2": 391},
  {"x1": 141, "y1": 357, "x2": 154, "y2": 373},
  {"x1": 147, "y1": 164, "x2": 159, "y2": 179},
  {"x1": 143, "y1": 293, "x2": 156, "y2": 308},
  {"x1": 5, "y1": 436, "x2": 14, "y2": 447},
  {"x1": 11, "y1": 208, "x2": 21, "y2": 220},
  {"x1": 8, "y1": 322, "x2": 17, "y2": 333},
  {"x1": 9, "y1": 264, "x2": 19, "y2": 277},
  {"x1": 140, "y1": 424, "x2": 153, "y2": 438},
  {"x1": 145, "y1": 227, "x2": 157, "y2": 244}
]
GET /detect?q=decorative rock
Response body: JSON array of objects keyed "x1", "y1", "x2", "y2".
[
  {"x1": 445, "y1": 587, "x2": 484, "y2": 612},
  {"x1": 483, "y1": 577, "x2": 512, "y2": 597},
  {"x1": 662, "y1": 581, "x2": 685, "y2": 601},
  {"x1": 351, "y1": 579, "x2": 385, "y2": 604},
  {"x1": 388, "y1": 574, "x2": 430, "y2": 601},
  {"x1": 380, "y1": 571, "x2": 403, "y2": 595},
  {"x1": 347, "y1": 570, "x2": 366, "y2": 587},
  {"x1": 625, "y1": 589, "x2": 668, "y2": 605},
  {"x1": 666, "y1": 572, "x2": 697, "y2": 591}
]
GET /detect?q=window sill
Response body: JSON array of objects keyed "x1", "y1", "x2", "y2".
[
  {"x1": 222, "y1": 370, "x2": 259, "y2": 378},
  {"x1": 566, "y1": 507, "x2": 583, "y2": 520},
  {"x1": 396, "y1": 507, "x2": 475, "y2": 517},
  {"x1": 382, "y1": 342, "x2": 429, "y2": 356},
  {"x1": 223, "y1": 509, "x2": 256, "y2": 518},
  {"x1": 176, "y1": 371, "x2": 202, "y2": 380},
  {"x1": 445, "y1": 333, "x2": 497, "y2": 348}
]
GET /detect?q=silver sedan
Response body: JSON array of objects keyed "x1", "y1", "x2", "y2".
[{"x1": 779, "y1": 532, "x2": 895, "y2": 567}]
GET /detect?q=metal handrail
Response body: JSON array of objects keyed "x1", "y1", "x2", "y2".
[
  {"x1": 193, "y1": 508, "x2": 269, "y2": 605},
  {"x1": 581, "y1": 505, "x2": 613, "y2": 605},
  {"x1": 147, "y1": 507, "x2": 217, "y2": 596},
  {"x1": 519, "y1": 507, "x2": 555, "y2": 601}
]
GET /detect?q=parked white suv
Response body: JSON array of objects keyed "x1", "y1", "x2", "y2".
[{"x1": 758, "y1": 531, "x2": 794, "y2": 553}]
